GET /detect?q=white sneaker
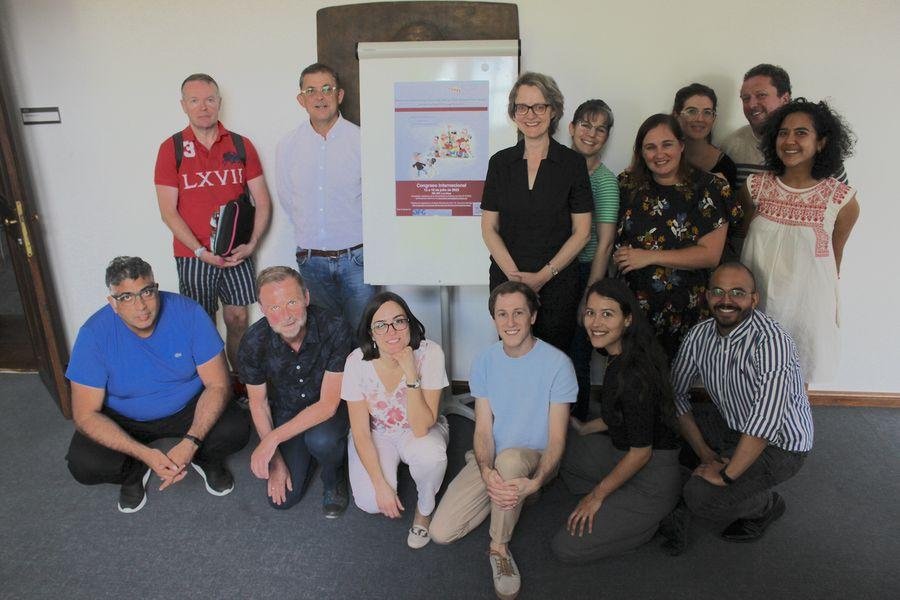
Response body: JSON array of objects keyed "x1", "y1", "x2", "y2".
[{"x1": 489, "y1": 549, "x2": 521, "y2": 599}]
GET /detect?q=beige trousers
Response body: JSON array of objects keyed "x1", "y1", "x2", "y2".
[{"x1": 430, "y1": 447, "x2": 542, "y2": 545}]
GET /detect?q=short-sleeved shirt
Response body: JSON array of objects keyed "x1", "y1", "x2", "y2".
[
  {"x1": 480, "y1": 138, "x2": 593, "y2": 272},
  {"x1": 599, "y1": 355, "x2": 678, "y2": 451},
  {"x1": 65, "y1": 292, "x2": 224, "y2": 421},
  {"x1": 578, "y1": 162, "x2": 620, "y2": 263},
  {"x1": 237, "y1": 305, "x2": 352, "y2": 421},
  {"x1": 341, "y1": 339, "x2": 448, "y2": 434},
  {"x1": 154, "y1": 122, "x2": 264, "y2": 257},
  {"x1": 469, "y1": 339, "x2": 577, "y2": 453}
]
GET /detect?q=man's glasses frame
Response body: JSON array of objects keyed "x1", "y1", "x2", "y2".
[
  {"x1": 708, "y1": 287, "x2": 753, "y2": 299},
  {"x1": 111, "y1": 283, "x2": 159, "y2": 304},
  {"x1": 299, "y1": 85, "x2": 337, "y2": 97}
]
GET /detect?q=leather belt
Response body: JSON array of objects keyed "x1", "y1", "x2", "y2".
[{"x1": 297, "y1": 243, "x2": 363, "y2": 259}]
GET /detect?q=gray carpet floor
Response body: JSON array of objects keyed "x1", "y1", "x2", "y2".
[{"x1": 1, "y1": 373, "x2": 897, "y2": 600}]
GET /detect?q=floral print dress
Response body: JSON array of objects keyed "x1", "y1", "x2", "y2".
[{"x1": 616, "y1": 170, "x2": 738, "y2": 358}]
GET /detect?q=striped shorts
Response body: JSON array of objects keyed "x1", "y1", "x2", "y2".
[{"x1": 175, "y1": 257, "x2": 256, "y2": 318}]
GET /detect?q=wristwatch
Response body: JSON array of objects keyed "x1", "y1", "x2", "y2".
[
  {"x1": 193, "y1": 246, "x2": 205, "y2": 258},
  {"x1": 406, "y1": 379, "x2": 421, "y2": 389},
  {"x1": 720, "y1": 466, "x2": 735, "y2": 485},
  {"x1": 183, "y1": 434, "x2": 203, "y2": 448}
]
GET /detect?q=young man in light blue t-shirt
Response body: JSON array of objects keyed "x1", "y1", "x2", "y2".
[{"x1": 431, "y1": 281, "x2": 576, "y2": 600}]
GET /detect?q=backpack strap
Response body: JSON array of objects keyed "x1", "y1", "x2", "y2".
[
  {"x1": 229, "y1": 132, "x2": 250, "y2": 196},
  {"x1": 229, "y1": 132, "x2": 246, "y2": 165},
  {"x1": 172, "y1": 131, "x2": 184, "y2": 171}
]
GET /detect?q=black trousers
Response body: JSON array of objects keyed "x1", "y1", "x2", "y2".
[{"x1": 66, "y1": 398, "x2": 250, "y2": 486}]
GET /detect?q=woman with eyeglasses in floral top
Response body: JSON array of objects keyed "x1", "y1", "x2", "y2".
[{"x1": 341, "y1": 292, "x2": 449, "y2": 549}]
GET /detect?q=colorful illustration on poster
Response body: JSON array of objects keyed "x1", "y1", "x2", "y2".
[{"x1": 395, "y1": 81, "x2": 489, "y2": 216}]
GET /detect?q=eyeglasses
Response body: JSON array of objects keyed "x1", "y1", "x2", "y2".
[
  {"x1": 371, "y1": 316, "x2": 409, "y2": 334},
  {"x1": 680, "y1": 107, "x2": 717, "y2": 120},
  {"x1": 576, "y1": 121, "x2": 609, "y2": 136},
  {"x1": 299, "y1": 85, "x2": 337, "y2": 97},
  {"x1": 708, "y1": 287, "x2": 753, "y2": 299},
  {"x1": 111, "y1": 283, "x2": 159, "y2": 304},
  {"x1": 514, "y1": 103, "x2": 551, "y2": 116}
]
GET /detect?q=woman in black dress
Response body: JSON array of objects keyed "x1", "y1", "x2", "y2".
[
  {"x1": 613, "y1": 114, "x2": 737, "y2": 359},
  {"x1": 480, "y1": 72, "x2": 593, "y2": 352}
]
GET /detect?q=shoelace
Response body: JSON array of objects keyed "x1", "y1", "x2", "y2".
[{"x1": 493, "y1": 555, "x2": 516, "y2": 577}]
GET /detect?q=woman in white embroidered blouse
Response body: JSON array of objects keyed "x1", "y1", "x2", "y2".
[{"x1": 341, "y1": 292, "x2": 449, "y2": 549}]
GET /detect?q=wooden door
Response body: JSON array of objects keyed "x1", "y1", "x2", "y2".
[{"x1": 0, "y1": 51, "x2": 71, "y2": 417}]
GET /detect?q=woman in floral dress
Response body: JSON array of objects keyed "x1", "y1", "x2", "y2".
[{"x1": 614, "y1": 114, "x2": 738, "y2": 359}]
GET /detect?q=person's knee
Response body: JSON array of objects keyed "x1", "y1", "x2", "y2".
[
  {"x1": 428, "y1": 515, "x2": 459, "y2": 545},
  {"x1": 222, "y1": 305, "x2": 249, "y2": 330},
  {"x1": 67, "y1": 455, "x2": 101, "y2": 485},
  {"x1": 406, "y1": 436, "x2": 448, "y2": 470},
  {"x1": 206, "y1": 406, "x2": 251, "y2": 451},
  {"x1": 306, "y1": 428, "x2": 346, "y2": 463},
  {"x1": 550, "y1": 530, "x2": 583, "y2": 564},
  {"x1": 494, "y1": 448, "x2": 532, "y2": 480},
  {"x1": 683, "y1": 478, "x2": 725, "y2": 518}
]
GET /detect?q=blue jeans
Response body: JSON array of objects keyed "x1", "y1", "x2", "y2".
[
  {"x1": 296, "y1": 246, "x2": 376, "y2": 331},
  {"x1": 269, "y1": 403, "x2": 349, "y2": 510}
]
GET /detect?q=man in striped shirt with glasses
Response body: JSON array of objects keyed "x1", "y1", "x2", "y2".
[{"x1": 669, "y1": 262, "x2": 812, "y2": 544}]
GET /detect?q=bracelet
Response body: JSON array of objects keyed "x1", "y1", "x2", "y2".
[
  {"x1": 547, "y1": 262, "x2": 559, "y2": 277},
  {"x1": 193, "y1": 246, "x2": 205, "y2": 258},
  {"x1": 406, "y1": 379, "x2": 421, "y2": 389},
  {"x1": 183, "y1": 434, "x2": 203, "y2": 448},
  {"x1": 720, "y1": 466, "x2": 735, "y2": 485}
]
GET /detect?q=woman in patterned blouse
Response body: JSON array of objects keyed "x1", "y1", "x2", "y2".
[
  {"x1": 340, "y1": 292, "x2": 450, "y2": 549},
  {"x1": 613, "y1": 114, "x2": 738, "y2": 359}
]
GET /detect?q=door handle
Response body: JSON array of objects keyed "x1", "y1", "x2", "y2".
[{"x1": 9, "y1": 201, "x2": 33, "y2": 257}]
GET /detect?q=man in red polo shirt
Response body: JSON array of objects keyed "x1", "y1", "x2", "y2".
[{"x1": 154, "y1": 73, "x2": 271, "y2": 386}]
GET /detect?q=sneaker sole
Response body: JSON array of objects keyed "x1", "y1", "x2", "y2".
[
  {"x1": 117, "y1": 469, "x2": 151, "y2": 514},
  {"x1": 190, "y1": 462, "x2": 234, "y2": 496}
]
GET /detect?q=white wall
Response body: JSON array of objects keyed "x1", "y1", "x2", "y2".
[{"x1": 2, "y1": 0, "x2": 897, "y2": 392}]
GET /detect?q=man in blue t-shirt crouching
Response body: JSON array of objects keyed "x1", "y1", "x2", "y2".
[{"x1": 65, "y1": 256, "x2": 249, "y2": 513}]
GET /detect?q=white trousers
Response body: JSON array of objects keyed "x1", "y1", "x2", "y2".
[{"x1": 348, "y1": 416, "x2": 449, "y2": 516}]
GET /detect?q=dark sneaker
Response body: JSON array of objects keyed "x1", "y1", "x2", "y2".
[
  {"x1": 118, "y1": 468, "x2": 151, "y2": 514},
  {"x1": 322, "y1": 480, "x2": 348, "y2": 519},
  {"x1": 721, "y1": 492, "x2": 786, "y2": 542},
  {"x1": 191, "y1": 460, "x2": 235, "y2": 496},
  {"x1": 659, "y1": 499, "x2": 691, "y2": 556}
]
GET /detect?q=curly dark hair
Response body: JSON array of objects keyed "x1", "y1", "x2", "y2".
[
  {"x1": 583, "y1": 279, "x2": 676, "y2": 429},
  {"x1": 357, "y1": 291, "x2": 426, "y2": 361},
  {"x1": 760, "y1": 98, "x2": 855, "y2": 180}
]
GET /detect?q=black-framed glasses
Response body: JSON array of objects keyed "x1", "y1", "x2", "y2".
[
  {"x1": 111, "y1": 283, "x2": 159, "y2": 304},
  {"x1": 371, "y1": 316, "x2": 409, "y2": 334},
  {"x1": 576, "y1": 120, "x2": 609, "y2": 136},
  {"x1": 680, "y1": 107, "x2": 717, "y2": 120},
  {"x1": 514, "y1": 103, "x2": 551, "y2": 116},
  {"x1": 708, "y1": 287, "x2": 752, "y2": 299},
  {"x1": 299, "y1": 85, "x2": 337, "y2": 97}
]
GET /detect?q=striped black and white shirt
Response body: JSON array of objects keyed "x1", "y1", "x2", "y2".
[{"x1": 671, "y1": 310, "x2": 813, "y2": 452}]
